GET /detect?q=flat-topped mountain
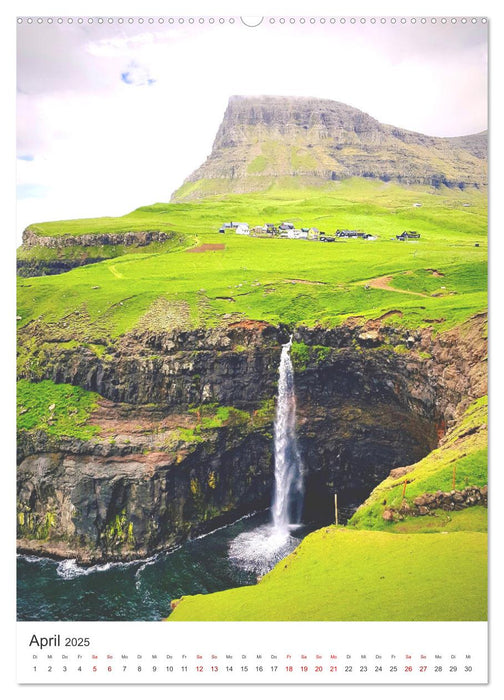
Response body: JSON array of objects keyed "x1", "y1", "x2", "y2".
[{"x1": 172, "y1": 95, "x2": 487, "y2": 200}]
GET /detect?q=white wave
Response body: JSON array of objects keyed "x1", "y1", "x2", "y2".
[
  {"x1": 56, "y1": 555, "x2": 153, "y2": 580},
  {"x1": 17, "y1": 553, "x2": 50, "y2": 564},
  {"x1": 56, "y1": 559, "x2": 115, "y2": 580},
  {"x1": 192, "y1": 511, "x2": 259, "y2": 542},
  {"x1": 134, "y1": 555, "x2": 159, "y2": 590}
]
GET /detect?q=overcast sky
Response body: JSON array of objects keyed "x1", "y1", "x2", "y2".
[{"x1": 16, "y1": 17, "x2": 488, "y2": 236}]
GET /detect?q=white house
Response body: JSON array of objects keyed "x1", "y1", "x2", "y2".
[{"x1": 235, "y1": 224, "x2": 250, "y2": 235}]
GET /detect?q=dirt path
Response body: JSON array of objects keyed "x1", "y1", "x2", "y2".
[
  {"x1": 284, "y1": 278, "x2": 327, "y2": 285},
  {"x1": 108, "y1": 264, "x2": 124, "y2": 279},
  {"x1": 186, "y1": 243, "x2": 225, "y2": 253},
  {"x1": 357, "y1": 274, "x2": 428, "y2": 297}
]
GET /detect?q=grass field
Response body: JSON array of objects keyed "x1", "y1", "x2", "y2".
[
  {"x1": 168, "y1": 528, "x2": 487, "y2": 621},
  {"x1": 17, "y1": 179, "x2": 487, "y2": 337}
]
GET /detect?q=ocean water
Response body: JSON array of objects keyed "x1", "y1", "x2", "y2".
[{"x1": 17, "y1": 511, "x2": 321, "y2": 621}]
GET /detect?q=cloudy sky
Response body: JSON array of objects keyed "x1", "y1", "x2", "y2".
[{"x1": 17, "y1": 17, "x2": 488, "y2": 237}]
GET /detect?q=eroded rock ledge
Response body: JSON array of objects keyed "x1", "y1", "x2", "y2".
[{"x1": 22, "y1": 227, "x2": 173, "y2": 249}]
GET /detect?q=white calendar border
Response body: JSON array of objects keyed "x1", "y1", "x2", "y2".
[
  {"x1": 16, "y1": 620, "x2": 489, "y2": 685},
  {"x1": 4, "y1": 0, "x2": 503, "y2": 696}
]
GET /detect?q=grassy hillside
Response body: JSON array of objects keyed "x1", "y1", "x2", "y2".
[
  {"x1": 168, "y1": 528, "x2": 487, "y2": 621},
  {"x1": 18, "y1": 179, "x2": 487, "y2": 338}
]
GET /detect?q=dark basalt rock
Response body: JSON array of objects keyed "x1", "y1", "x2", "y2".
[{"x1": 21, "y1": 228, "x2": 173, "y2": 249}]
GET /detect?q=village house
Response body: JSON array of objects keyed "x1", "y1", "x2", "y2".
[
  {"x1": 218, "y1": 219, "x2": 383, "y2": 243},
  {"x1": 219, "y1": 222, "x2": 248, "y2": 233},
  {"x1": 396, "y1": 230, "x2": 421, "y2": 240},
  {"x1": 335, "y1": 229, "x2": 376, "y2": 239},
  {"x1": 291, "y1": 229, "x2": 308, "y2": 239},
  {"x1": 335, "y1": 229, "x2": 359, "y2": 238}
]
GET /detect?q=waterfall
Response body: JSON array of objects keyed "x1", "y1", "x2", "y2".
[
  {"x1": 228, "y1": 335, "x2": 305, "y2": 574},
  {"x1": 271, "y1": 336, "x2": 304, "y2": 532}
]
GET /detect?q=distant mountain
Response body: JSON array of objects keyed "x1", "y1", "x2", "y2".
[
  {"x1": 445, "y1": 132, "x2": 488, "y2": 160},
  {"x1": 172, "y1": 95, "x2": 487, "y2": 201}
]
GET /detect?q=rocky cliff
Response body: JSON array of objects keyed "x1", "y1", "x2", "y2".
[
  {"x1": 21, "y1": 229, "x2": 174, "y2": 249},
  {"x1": 172, "y1": 95, "x2": 487, "y2": 200},
  {"x1": 17, "y1": 313, "x2": 487, "y2": 564}
]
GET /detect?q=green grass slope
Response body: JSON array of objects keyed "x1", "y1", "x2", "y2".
[
  {"x1": 169, "y1": 528, "x2": 487, "y2": 621},
  {"x1": 17, "y1": 179, "x2": 487, "y2": 337},
  {"x1": 17, "y1": 379, "x2": 100, "y2": 440}
]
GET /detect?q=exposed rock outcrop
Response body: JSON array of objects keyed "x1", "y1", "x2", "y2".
[
  {"x1": 381, "y1": 486, "x2": 488, "y2": 521},
  {"x1": 21, "y1": 228, "x2": 173, "y2": 249}
]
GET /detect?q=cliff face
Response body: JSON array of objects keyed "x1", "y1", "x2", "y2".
[
  {"x1": 16, "y1": 314, "x2": 487, "y2": 564},
  {"x1": 21, "y1": 229, "x2": 174, "y2": 249},
  {"x1": 171, "y1": 95, "x2": 487, "y2": 200}
]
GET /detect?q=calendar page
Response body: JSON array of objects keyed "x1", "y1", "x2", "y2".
[{"x1": 15, "y1": 9, "x2": 489, "y2": 686}]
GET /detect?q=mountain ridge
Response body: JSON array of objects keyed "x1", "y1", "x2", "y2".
[{"x1": 171, "y1": 95, "x2": 487, "y2": 201}]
